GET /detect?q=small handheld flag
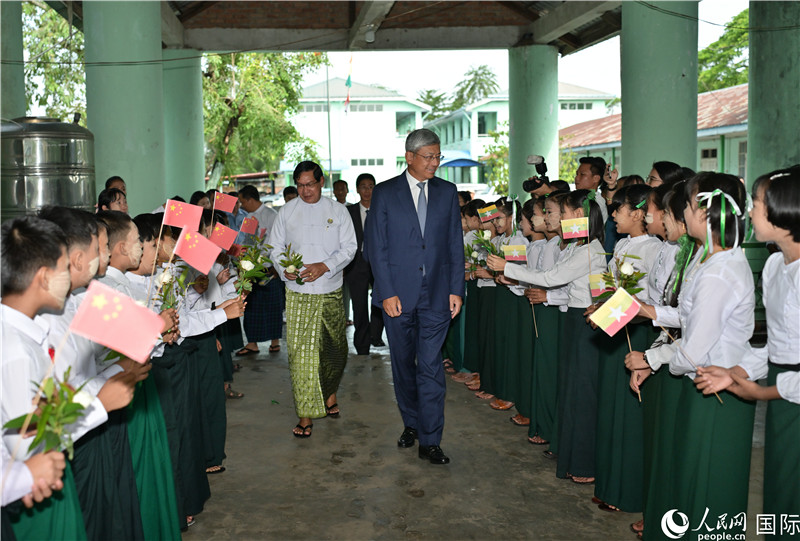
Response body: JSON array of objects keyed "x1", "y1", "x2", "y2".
[
  {"x1": 228, "y1": 244, "x2": 245, "y2": 258},
  {"x1": 589, "y1": 288, "x2": 641, "y2": 337},
  {"x1": 214, "y1": 192, "x2": 238, "y2": 214},
  {"x1": 589, "y1": 274, "x2": 612, "y2": 298},
  {"x1": 240, "y1": 217, "x2": 258, "y2": 235},
  {"x1": 209, "y1": 223, "x2": 238, "y2": 251},
  {"x1": 174, "y1": 228, "x2": 222, "y2": 275},
  {"x1": 561, "y1": 217, "x2": 589, "y2": 239},
  {"x1": 69, "y1": 281, "x2": 164, "y2": 363},
  {"x1": 478, "y1": 205, "x2": 502, "y2": 223},
  {"x1": 163, "y1": 199, "x2": 203, "y2": 232},
  {"x1": 502, "y1": 245, "x2": 527, "y2": 262}
]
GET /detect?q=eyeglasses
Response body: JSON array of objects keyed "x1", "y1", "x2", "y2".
[
  {"x1": 414, "y1": 153, "x2": 444, "y2": 162},
  {"x1": 296, "y1": 180, "x2": 319, "y2": 190}
]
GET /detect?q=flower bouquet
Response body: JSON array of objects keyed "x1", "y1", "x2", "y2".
[
  {"x1": 279, "y1": 244, "x2": 305, "y2": 285},
  {"x1": 464, "y1": 244, "x2": 484, "y2": 272},
  {"x1": 233, "y1": 242, "x2": 270, "y2": 295},
  {"x1": 593, "y1": 254, "x2": 646, "y2": 302},
  {"x1": 3, "y1": 367, "x2": 90, "y2": 460},
  {"x1": 471, "y1": 229, "x2": 500, "y2": 257},
  {"x1": 154, "y1": 264, "x2": 194, "y2": 309}
]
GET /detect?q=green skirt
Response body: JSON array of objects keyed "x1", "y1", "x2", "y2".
[
  {"x1": 490, "y1": 286, "x2": 518, "y2": 401},
  {"x1": 594, "y1": 323, "x2": 653, "y2": 512},
  {"x1": 475, "y1": 287, "x2": 497, "y2": 393},
  {"x1": 186, "y1": 331, "x2": 227, "y2": 468},
  {"x1": 217, "y1": 325, "x2": 235, "y2": 383},
  {"x1": 764, "y1": 364, "x2": 800, "y2": 535},
  {"x1": 529, "y1": 305, "x2": 561, "y2": 445},
  {"x1": 9, "y1": 462, "x2": 87, "y2": 541},
  {"x1": 556, "y1": 307, "x2": 601, "y2": 479},
  {"x1": 508, "y1": 293, "x2": 535, "y2": 417},
  {"x1": 462, "y1": 281, "x2": 481, "y2": 373},
  {"x1": 646, "y1": 377, "x2": 755, "y2": 541},
  {"x1": 127, "y1": 376, "x2": 181, "y2": 540}
]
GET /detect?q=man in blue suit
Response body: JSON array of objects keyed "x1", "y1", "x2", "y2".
[{"x1": 364, "y1": 129, "x2": 464, "y2": 464}]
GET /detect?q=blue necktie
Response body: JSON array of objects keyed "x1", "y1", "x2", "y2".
[{"x1": 417, "y1": 182, "x2": 427, "y2": 237}]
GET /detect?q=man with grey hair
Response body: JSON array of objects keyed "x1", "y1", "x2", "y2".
[{"x1": 364, "y1": 128, "x2": 464, "y2": 464}]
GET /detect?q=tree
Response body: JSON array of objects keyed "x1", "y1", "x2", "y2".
[
  {"x1": 451, "y1": 65, "x2": 500, "y2": 111},
  {"x1": 202, "y1": 51, "x2": 327, "y2": 180},
  {"x1": 480, "y1": 121, "x2": 509, "y2": 196},
  {"x1": 558, "y1": 135, "x2": 580, "y2": 183},
  {"x1": 21, "y1": 0, "x2": 86, "y2": 122},
  {"x1": 417, "y1": 89, "x2": 449, "y2": 121},
  {"x1": 698, "y1": 9, "x2": 748, "y2": 93}
]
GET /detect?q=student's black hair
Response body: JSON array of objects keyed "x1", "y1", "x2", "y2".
[
  {"x1": 38, "y1": 206, "x2": 98, "y2": 249},
  {"x1": 355, "y1": 174, "x2": 376, "y2": 189},
  {"x1": 96, "y1": 210, "x2": 135, "y2": 251},
  {"x1": 648, "y1": 183, "x2": 673, "y2": 211},
  {"x1": 214, "y1": 210, "x2": 229, "y2": 226},
  {"x1": 97, "y1": 188, "x2": 125, "y2": 211},
  {"x1": 652, "y1": 161, "x2": 685, "y2": 186},
  {"x1": 283, "y1": 186, "x2": 298, "y2": 197},
  {"x1": 1, "y1": 216, "x2": 68, "y2": 296},
  {"x1": 618, "y1": 184, "x2": 653, "y2": 213},
  {"x1": 462, "y1": 199, "x2": 487, "y2": 218},
  {"x1": 239, "y1": 185, "x2": 260, "y2": 201},
  {"x1": 685, "y1": 172, "x2": 747, "y2": 248},
  {"x1": 293, "y1": 161, "x2": 324, "y2": 183},
  {"x1": 172, "y1": 195, "x2": 186, "y2": 203},
  {"x1": 752, "y1": 167, "x2": 800, "y2": 242},
  {"x1": 200, "y1": 209, "x2": 214, "y2": 230},
  {"x1": 579, "y1": 156, "x2": 606, "y2": 178},
  {"x1": 561, "y1": 189, "x2": 605, "y2": 245},
  {"x1": 663, "y1": 181, "x2": 688, "y2": 225},
  {"x1": 206, "y1": 188, "x2": 219, "y2": 201},
  {"x1": 521, "y1": 199, "x2": 536, "y2": 222},
  {"x1": 457, "y1": 190, "x2": 472, "y2": 204},
  {"x1": 496, "y1": 197, "x2": 521, "y2": 222},
  {"x1": 549, "y1": 180, "x2": 571, "y2": 192},
  {"x1": 105, "y1": 175, "x2": 125, "y2": 189},
  {"x1": 190, "y1": 191, "x2": 208, "y2": 206},
  {"x1": 132, "y1": 213, "x2": 159, "y2": 243}
]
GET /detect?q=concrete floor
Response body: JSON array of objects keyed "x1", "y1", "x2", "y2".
[{"x1": 186, "y1": 328, "x2": 767, "y2": 541}]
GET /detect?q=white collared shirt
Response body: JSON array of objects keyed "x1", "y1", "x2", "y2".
[{"x1": 405, "y1": 170, "x2": 428, "y2": 211}]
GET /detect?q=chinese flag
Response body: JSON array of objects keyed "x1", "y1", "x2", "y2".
[
  {"x1": 209, "y1": 223, "x2": 237, "y2": 251},
  {"x1": 240, "y1": 217, "x2": 258, "y2": 235},
  {"x1": 214, "y1": 192, "x2": 238, "y2": 214},
  {"x1": 163, "y1": 199, "x2": 203, "y2": 232},
  {"x1": 174, "y1": 228, "x2": 222, "y2": 275},
  {"x1": 589, "y1": 288, "x2": 641, "y2": 337},
  {"x1": 561, "y1": 217, "x2": 589, "y2": 239},
  {"x1": 69, "y1": 281, "x2": 164, "y2": 363}
]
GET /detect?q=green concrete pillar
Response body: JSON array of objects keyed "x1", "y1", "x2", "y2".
[
  {"x1": 747, "y1": 1, "x2": 800, "y2": 186},
  {"x1": 1, "y1": 1, "x2": 26, "y2": 119},
  {"x1": 163, "y1": 49, "x2": 205, "y2": 199},
  {"x1": 508, "y1": 44, "x2": 558, "y2": 198},
  {"x1": 84, "y1": 1, "x2": 165, "y2": 215},
  {"x1": 620, "y1": 1, "x2": 698, "y2": 177}
]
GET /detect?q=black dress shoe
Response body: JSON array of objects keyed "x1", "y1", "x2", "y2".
[
  {"x1": 419, "y1": 445, "x2": 450, "y2": 464},
  {"x1": 397, "y1": 427, "x2": 418, "y2": 448},
  {"x1": 371, "y1": 338, "x2": 386, "y2": 347}
]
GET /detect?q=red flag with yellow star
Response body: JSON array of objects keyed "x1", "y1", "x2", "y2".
[
  {"x1": 174, "y1": 227, "x2": 222, "y2": 275},
  {"x1": 163, "y1": 199, "x2": 203, "y2": 231},
  {"x1": 209, "y1": 223, "x2": 237, "y2": 251},
  {"x1": 240, "y1": 217, "x2": 258, "y2": 235},
  {"x1": 69, "y1": 281, "x2": 164, "y2": 363},
  {"x1": 214, "y1": 192, "x2": 238, "y2": 214}
]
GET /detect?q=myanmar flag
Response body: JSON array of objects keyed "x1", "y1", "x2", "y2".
[
  {"x1": 478, "y1": 204, "x2": 502, "y2": 223},
  {"x1": 589, "y1": 274, "x2": 612, "y2": 298},
  {"x1": 561, "y1": 217, "x2": 589, "y2": 239},
  {"x1": 589, "y1": 288, "x2": 641, "y2": 337},
  {"x1": 503, "y1": 245, "x2": 527, "y2": 262}
]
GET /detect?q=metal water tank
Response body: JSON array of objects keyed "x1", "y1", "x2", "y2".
[{"x1": 1, "y1": 117, "x2": 95, "y2": 221}]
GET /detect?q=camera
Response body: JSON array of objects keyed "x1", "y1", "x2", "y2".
[{"x1": 522, "y1": 155, "x2": 549, "y2": 192}]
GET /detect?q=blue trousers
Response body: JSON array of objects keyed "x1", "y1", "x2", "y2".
[{"x1": 381, "y1": 279, "x2": 451, "y2": 446}]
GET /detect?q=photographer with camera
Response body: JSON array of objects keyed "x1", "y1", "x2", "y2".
[{"x1": 522, "y1": 156, "x2": 570, "y2": 197}]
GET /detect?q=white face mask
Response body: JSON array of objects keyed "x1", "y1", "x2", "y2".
[
  {"x1": 47, "y1": 270, "x2": 72, "y2": 308},
  {"x1": 532, "y1": 216, "x2": 545, "y2": 227},
  {"x1": 87, "y1": 256, "x2": 100, "y2": 278},
  {"x1": 129, "y1": 241, "x2": 143, "y2": 267},
  {"x1": 644, "y1": 213, "x2": 655, "y2": 224}
]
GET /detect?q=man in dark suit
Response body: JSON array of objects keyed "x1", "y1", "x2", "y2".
[
  {"x1": 344, "y1": 173, "x2": 384, "y2": 356},
  {"x1": 364, "y1": 129, "x2": 464, "y2": 464}
]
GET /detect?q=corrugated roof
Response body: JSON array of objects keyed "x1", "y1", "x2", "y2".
[
  {"x1": 560, "y1": 84, "x2": 749, "y2": 149},
  {"x1": 302, "y1": 78, "x2": 403, "y2": 100}
]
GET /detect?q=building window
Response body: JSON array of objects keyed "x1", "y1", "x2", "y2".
[
  {"x1": 738, "y1": 141, "x2": 747, "y2": 179},
  {"x1": 569, "y1": 103, "x2": 577, "y2": 110},
  {"x1": 560, "y1": 103, "x2": 568, "y2": 110},
  {"x1": 478, "y1": 112, "x2": 497, "y2": 135},
  {"x1": 368, "y1": 158, "x2": 375, "y2": 166},
  {"x1": 359, "y1": 159, "x2": 367, "y2": 166},
  {"x1": 351, "y1": 159, "x2": 358, "y2": 166},
  {"x1": 577, "y1": 103, "x2": 585, "y2": 110},
  {"x1": 700, "y1": 148, "x2": 718, "y2": 172},
  {"x1": 377, "y1": 158, "x2": 384, "y2": 166},
  {"x1": 586, "y1": 103, "x2": 593, "y2": 110},
  {"x1": 701, "y1": 149, "x2": 718, "y2": 158}
]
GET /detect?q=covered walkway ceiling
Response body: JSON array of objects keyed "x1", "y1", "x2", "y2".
[{"x1": 45, "y1": 1, "x2": 622, "y2": 55}]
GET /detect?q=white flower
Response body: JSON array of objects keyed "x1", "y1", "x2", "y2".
[
  {"x1": 73, "y1": 390, "x2": 93, "y2": 408},
  {"x1": 482, "y1": 230, "x2": 491, "y2": 240},
  {"x1": 258, "y1": 256, "x2": 265, "y2": 264},
  {"x1": 471, "y1": 251, "x2": 479, "y2": 260},
  {"x1": 619, "y1": 262, "x2": 635, "y2": 276},
  {"x1": 241, "y1": 260, "x2": 255, "y2": 271},
  {"x1": 286, "y1": 265, "x2": 297, "y2": 274},
  {"x1": 159, "y1": 272, "x2": 173, "y2": 286}
]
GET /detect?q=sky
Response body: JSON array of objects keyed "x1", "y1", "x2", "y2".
[{"x1": 303, "y1": 0, "x2": 749, "y2": 100}]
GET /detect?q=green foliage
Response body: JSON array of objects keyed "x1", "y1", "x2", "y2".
[
  {"x1": 451, "y1": 65, "x2": 500, "y2": 110},
  {"x1": 203, "y1": 52, "x2": 327, "y2": 181},
  {"x1": 559, "y1": 135, "x2": 581, "y2": 183},
  {"x1": 698, "y1": 9, "x2": 749, "y2": 93},
  {"x1": 21, "y1": 0, "x2": 86, "y2": 122},
  {"x1": 418, "y1": 89, "x2": 449, "y2": 121},
  {"x1": 481, "y1": 121, "x2": 509, "y2": 196}
]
